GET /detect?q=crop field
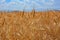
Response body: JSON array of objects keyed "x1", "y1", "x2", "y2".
[{"x1": 0, "y1": 10, "x2": 60, "y2": 40}]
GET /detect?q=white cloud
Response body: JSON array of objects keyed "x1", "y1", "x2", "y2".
[
  {"x1": 44, "y1": 0, "x2": 54, "y2": 5},
  {"x1": 0, "y1": 0, "x2": 6, "y2": 3},
  {"x1": 0, "y1": 0, "x2": 55, "y2": 11}
]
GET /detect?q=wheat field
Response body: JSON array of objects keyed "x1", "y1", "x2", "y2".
[{"x1": 0, "y1": 10, "x2": 60, "y2": 40}]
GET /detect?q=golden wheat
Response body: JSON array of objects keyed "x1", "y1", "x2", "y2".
[{"x1": 0, "y1": 11, "x2": 60, "y2": 40}]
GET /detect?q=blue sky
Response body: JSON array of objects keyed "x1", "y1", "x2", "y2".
[{"x1": 0, "y1": 0, "x2": 60, "y2": 11}]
